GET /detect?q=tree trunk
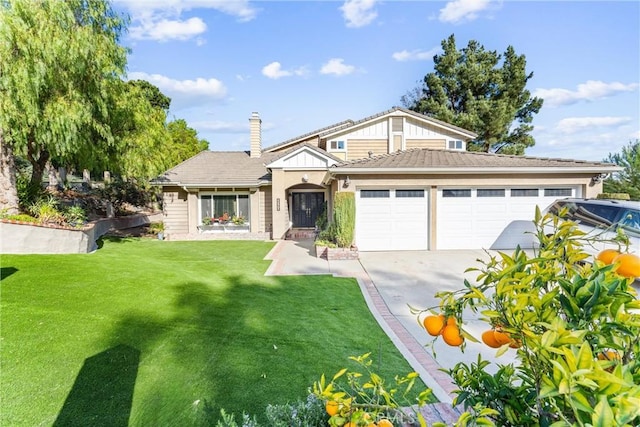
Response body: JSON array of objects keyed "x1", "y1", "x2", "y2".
[
  {"x1": 27, "y1": 141, "x2": 49, "y2": 193},
  {"x1": 0, "y1": 130, "x2": 20, "y2": 214}
]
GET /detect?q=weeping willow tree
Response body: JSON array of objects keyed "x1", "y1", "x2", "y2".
[{"x1": 0, "y1": 0, "x2": 128, "y2": 212}]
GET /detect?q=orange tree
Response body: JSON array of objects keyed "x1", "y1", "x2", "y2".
[{"x1": 416, "y1": 208, "x2": 640, "y2": 426}]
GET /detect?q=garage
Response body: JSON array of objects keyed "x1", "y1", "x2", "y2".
[
  {"x1": 436, "y1": 186, "x2": 580, "y2": 250},
  {"x1": 356, "y1": 189, "x2": 428, "y2": 251}
]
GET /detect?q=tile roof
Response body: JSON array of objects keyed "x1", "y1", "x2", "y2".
[
  {"x1": 262, "y1": 120, "x2": 354, "y2": 152},
  {"x1": 151, "y1": 150, "x2": 280, "y2": 187},
  {"x1": 334, "y1": 148, "x2": 619, "y2": 171},
  {"x1": 266, "y1": 142, "x2": 344, "y2": 165}
]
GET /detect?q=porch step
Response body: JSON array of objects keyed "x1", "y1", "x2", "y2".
[{"x1": 286, "y1": 228, "x2": 317, "y2": 240}]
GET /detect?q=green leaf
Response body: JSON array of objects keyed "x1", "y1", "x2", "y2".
[
  {"x1": 592, "y1": 395, "x2": 614, "y2": 427},
  {"x1": 332, "y1": 368, "x2": 347, "y2": 381}
]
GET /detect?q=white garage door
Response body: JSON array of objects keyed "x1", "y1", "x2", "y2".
[
  {"x1": 436, "y1": 187, "x2": 579, "y2": 250},
  {"x1": 356, "y1": 189, "x2": 428, "y2": 251}
]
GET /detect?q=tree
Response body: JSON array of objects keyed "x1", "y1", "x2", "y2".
[
  {"x1": 0, "y1": 0, "x2": 128, "y2": 212},
  {"x1": 128, "y1": 79, "x2": 171, "y2": 112},
  {"x1": 416, "y1": 210, "x2": 640, "y2": 425},
  {"x1": 166, "y1": 119, "x2": 209, "y2": 166},
  {"x1": 402, "y1": 34, "x2": 543, "y2": 155},
  {"x1": 603, "y1": 140, "x2": 640, "y2": 200}
]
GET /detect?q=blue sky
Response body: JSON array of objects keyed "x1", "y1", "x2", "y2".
[{"x1": 113, "y1": 0, "x2": 639, "y2": 162}]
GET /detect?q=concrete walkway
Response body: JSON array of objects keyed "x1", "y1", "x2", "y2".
[{"x1": 264, "y1": 239, "x2": 466, "y2": 424}]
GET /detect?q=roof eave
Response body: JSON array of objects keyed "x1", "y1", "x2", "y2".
[{"x1": 329, "y1": 166, "x2": 622, "y2": 175}]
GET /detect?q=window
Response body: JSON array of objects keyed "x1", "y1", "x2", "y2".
[
  {"x1": 477, "y1": 189, "x2": 505, "y2": 197},
  {"x1": 330, "y1": 140, "x2": 345, "y2": 150},
  {"x1": 392, "y1": 117, "x2": 404, "y2": 132},
  {"x1": 544, "y1": 188, "x2": 573, "y2": 197},
  {"x1": 442, "y1": 189, "x2": 471, "y2": 197},
  {"x1": 511, "y1": 189, "x2": 539, "y2": 197},
  {"x1": 448, "y1": 140, "x2": 463, "y2": 150},
  {"x1": 360, "y1": 190, "x2": 390, "y2": 198},
  {"x1": 396, "y1": 189, "x2": 424, "y2": 198},
  {"x1": 200, "y1": 194, "x2": 249, "y2": 223}
]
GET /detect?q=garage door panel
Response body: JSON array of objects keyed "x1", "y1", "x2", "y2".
[
  {"x1": 437, "y1": 187, "x2": 577, "y2": 250},
  {"x1": 356, "y1": 190, "x2": 428, "y2": 251}
]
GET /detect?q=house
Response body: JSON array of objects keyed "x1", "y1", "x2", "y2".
[{"x1": 152, "y1": 107, "x2": 620, "y2": 251}]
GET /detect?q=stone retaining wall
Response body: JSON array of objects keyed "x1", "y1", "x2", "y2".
[{"x1": 0, "y1": 213, "x2": 162, "y2": 254}]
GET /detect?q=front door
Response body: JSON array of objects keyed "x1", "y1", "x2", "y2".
[{"x1": 292, "y1": 192, "x2": 324, "y2": 227}]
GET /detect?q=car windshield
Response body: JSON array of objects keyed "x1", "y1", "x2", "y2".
[{"x1": 549, "y1": 201, "x2": 640, "y2": 237}]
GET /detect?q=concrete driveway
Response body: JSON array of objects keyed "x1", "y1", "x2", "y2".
[{"x1": 358, "y1": 250, "x2": 518, "y2": 372}]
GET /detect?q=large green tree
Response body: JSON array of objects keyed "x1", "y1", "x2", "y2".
[
  {"x1": 0, "y1": 0, "x2": 128, "y2": 212},
  {"x1": 166, "y1": 119, "x2": 209, "y2": 165},
  {"x1": 402, "y1": 34, "x2": 543, "y2": 154},
  {"x1": 603, "y1": 140, "x2": 640, "y2": 200}
]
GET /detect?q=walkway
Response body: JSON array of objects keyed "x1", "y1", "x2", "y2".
[{"x1": 264, "y1": 239, "x2": 463, "y2": 425}]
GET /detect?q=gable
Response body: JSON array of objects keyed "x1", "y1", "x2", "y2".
[
  {"x1": 267, "y1": 146, "x2": 339, "y2": 169},
  {"x1": 321, "y1": 107, "x2": 475, "y2": 160}
]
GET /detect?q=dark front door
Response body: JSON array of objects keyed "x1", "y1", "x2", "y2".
[{"x1": 292, "y1": 192, "x2": 324, "y2": 227}]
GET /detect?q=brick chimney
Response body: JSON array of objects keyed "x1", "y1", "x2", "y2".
[{"x1": 249, "y1": 112, "x2": 261, "y2": 158}]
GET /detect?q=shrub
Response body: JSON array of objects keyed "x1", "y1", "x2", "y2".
[
  {"x1": 28, "y1": 196, "x2": 65, "y2": 225},
  {"x1": 63, "y1": 205, "x2": 86, "y2": 226},
  {"x1": 415, "y1": 207, "x2": 640, "y2": 426},
  {"x1": 99, "y1": 179, "x2": 152, "y2": 215},
  {"x1": 313, "y1": 353, "x2": 434, "y2": 426},
  {"x1": 333, "y1": 192, "x2": 355, "y2": 248},
  {"x1": 264, "y1": 394, "x2": 328, "y2": 427}
]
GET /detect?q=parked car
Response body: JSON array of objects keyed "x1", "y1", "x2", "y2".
[{"x1": 491, "y1": 198, "x2": 640, "y2": 258}]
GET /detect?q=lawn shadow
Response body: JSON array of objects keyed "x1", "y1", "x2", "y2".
[
  {"x1": 0, "y1": 267, "x2": 18, "y2": 281},
  {"x1": 53, "y1": 345, "x2": 140, "y2": 427}
]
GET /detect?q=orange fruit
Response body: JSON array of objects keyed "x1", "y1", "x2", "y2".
[
  {"x1": 613, "y1": 253, "x2": 640, "y2": 278},
  {"x1": 446, "y1": 317, "x2": 457, "y2": 326},
  {"x1": 481, "y1": 329, "x2": 502, "y2": 348},
  {"x1": 378, "y1": 419, "x2": 394, "y2": 427},
  {"x1": 509, "y1": 339, "x2": 522, "y2": 349},
  {"x1": 596, "y1": 249, "x2": 620, "y2": 265},
  {"x1": 423, "y1": 314, "x2": 445, "y2": 336},
  {"x1": 442, "y1": 324, "x2": 464, "y2": 346},
  {"x1": 493, "y1": 329, "x2": 512, "y2": 346},
  {"x1": 325, "y1": 400, "x2": 339, "y2": 416}
]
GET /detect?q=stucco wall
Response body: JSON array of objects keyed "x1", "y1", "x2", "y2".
[{"x1": 0, "y1": 213, "x2": 161, "y2": 254}]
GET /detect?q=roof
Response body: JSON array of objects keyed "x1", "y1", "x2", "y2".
[
  {"x1": 330, "y1": 148, "x2": 621, "y2": 174},
  {"x1": 266, "y1": 142, "x2": 344, "y2": 166},
  {"x1": 262, "y1": 120, "x2": 354, "y2": 153},
  {"x1": 151, "y1": 150, "x2": 280, "y2": 187}
]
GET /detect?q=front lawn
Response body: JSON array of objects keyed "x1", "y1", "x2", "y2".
[{"x1": 1, "y1": 239, "x2": 424, "y2": 425}]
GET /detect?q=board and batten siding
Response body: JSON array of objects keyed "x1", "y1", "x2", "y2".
[
  {"x1": 347, "y1": 139, "x2": 388, "y2": 160},
  {"x1": 162, "y1": 187, "x2": 189, "y2": 234},
  {"x1": 406, "y1": 139, "x2": 446, "y2": 150}
]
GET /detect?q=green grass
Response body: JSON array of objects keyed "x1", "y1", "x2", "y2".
[{"x1": 1, "y1": 238, "x2": 426, "y2": 426}]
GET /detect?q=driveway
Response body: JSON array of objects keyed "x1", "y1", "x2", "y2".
[{"x1": 358, "y1": 250, "x2": 518, "y2": 372}]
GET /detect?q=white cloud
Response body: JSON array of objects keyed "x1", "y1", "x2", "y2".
[
  {"x1": 115, "y1": 0, "x2": 258, "y2": 42},
  {"x1": 340, "y1": 0, "x2": 378, "y2": 28},
  {"x1": 438, "y1": 0, "x2": 493, "y2": 24},
  {"x1": 129, "y1": 17, "x2": 206, "y2": 41},
  {"x1": 535, "y1": 80, "x2": 639, "y2": 107},
  {"x1": 115, "y1": 0, "x2": 258, "y2": 22},
  {"x1": 127, "y1": 71, "x2": 228, "y2": 106},
  {"x1": 320, "y1": 58, "x2": 356, "y2": 76},
  {"x1": 392, "y1": 47, "x2": 440, "y2": 62},
  {"x1": 261, "y1": 62, "x2": 308, "y2": 79},
  {"x1": 555, "y1": 116, "x2": 632, "y2": 134}
]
